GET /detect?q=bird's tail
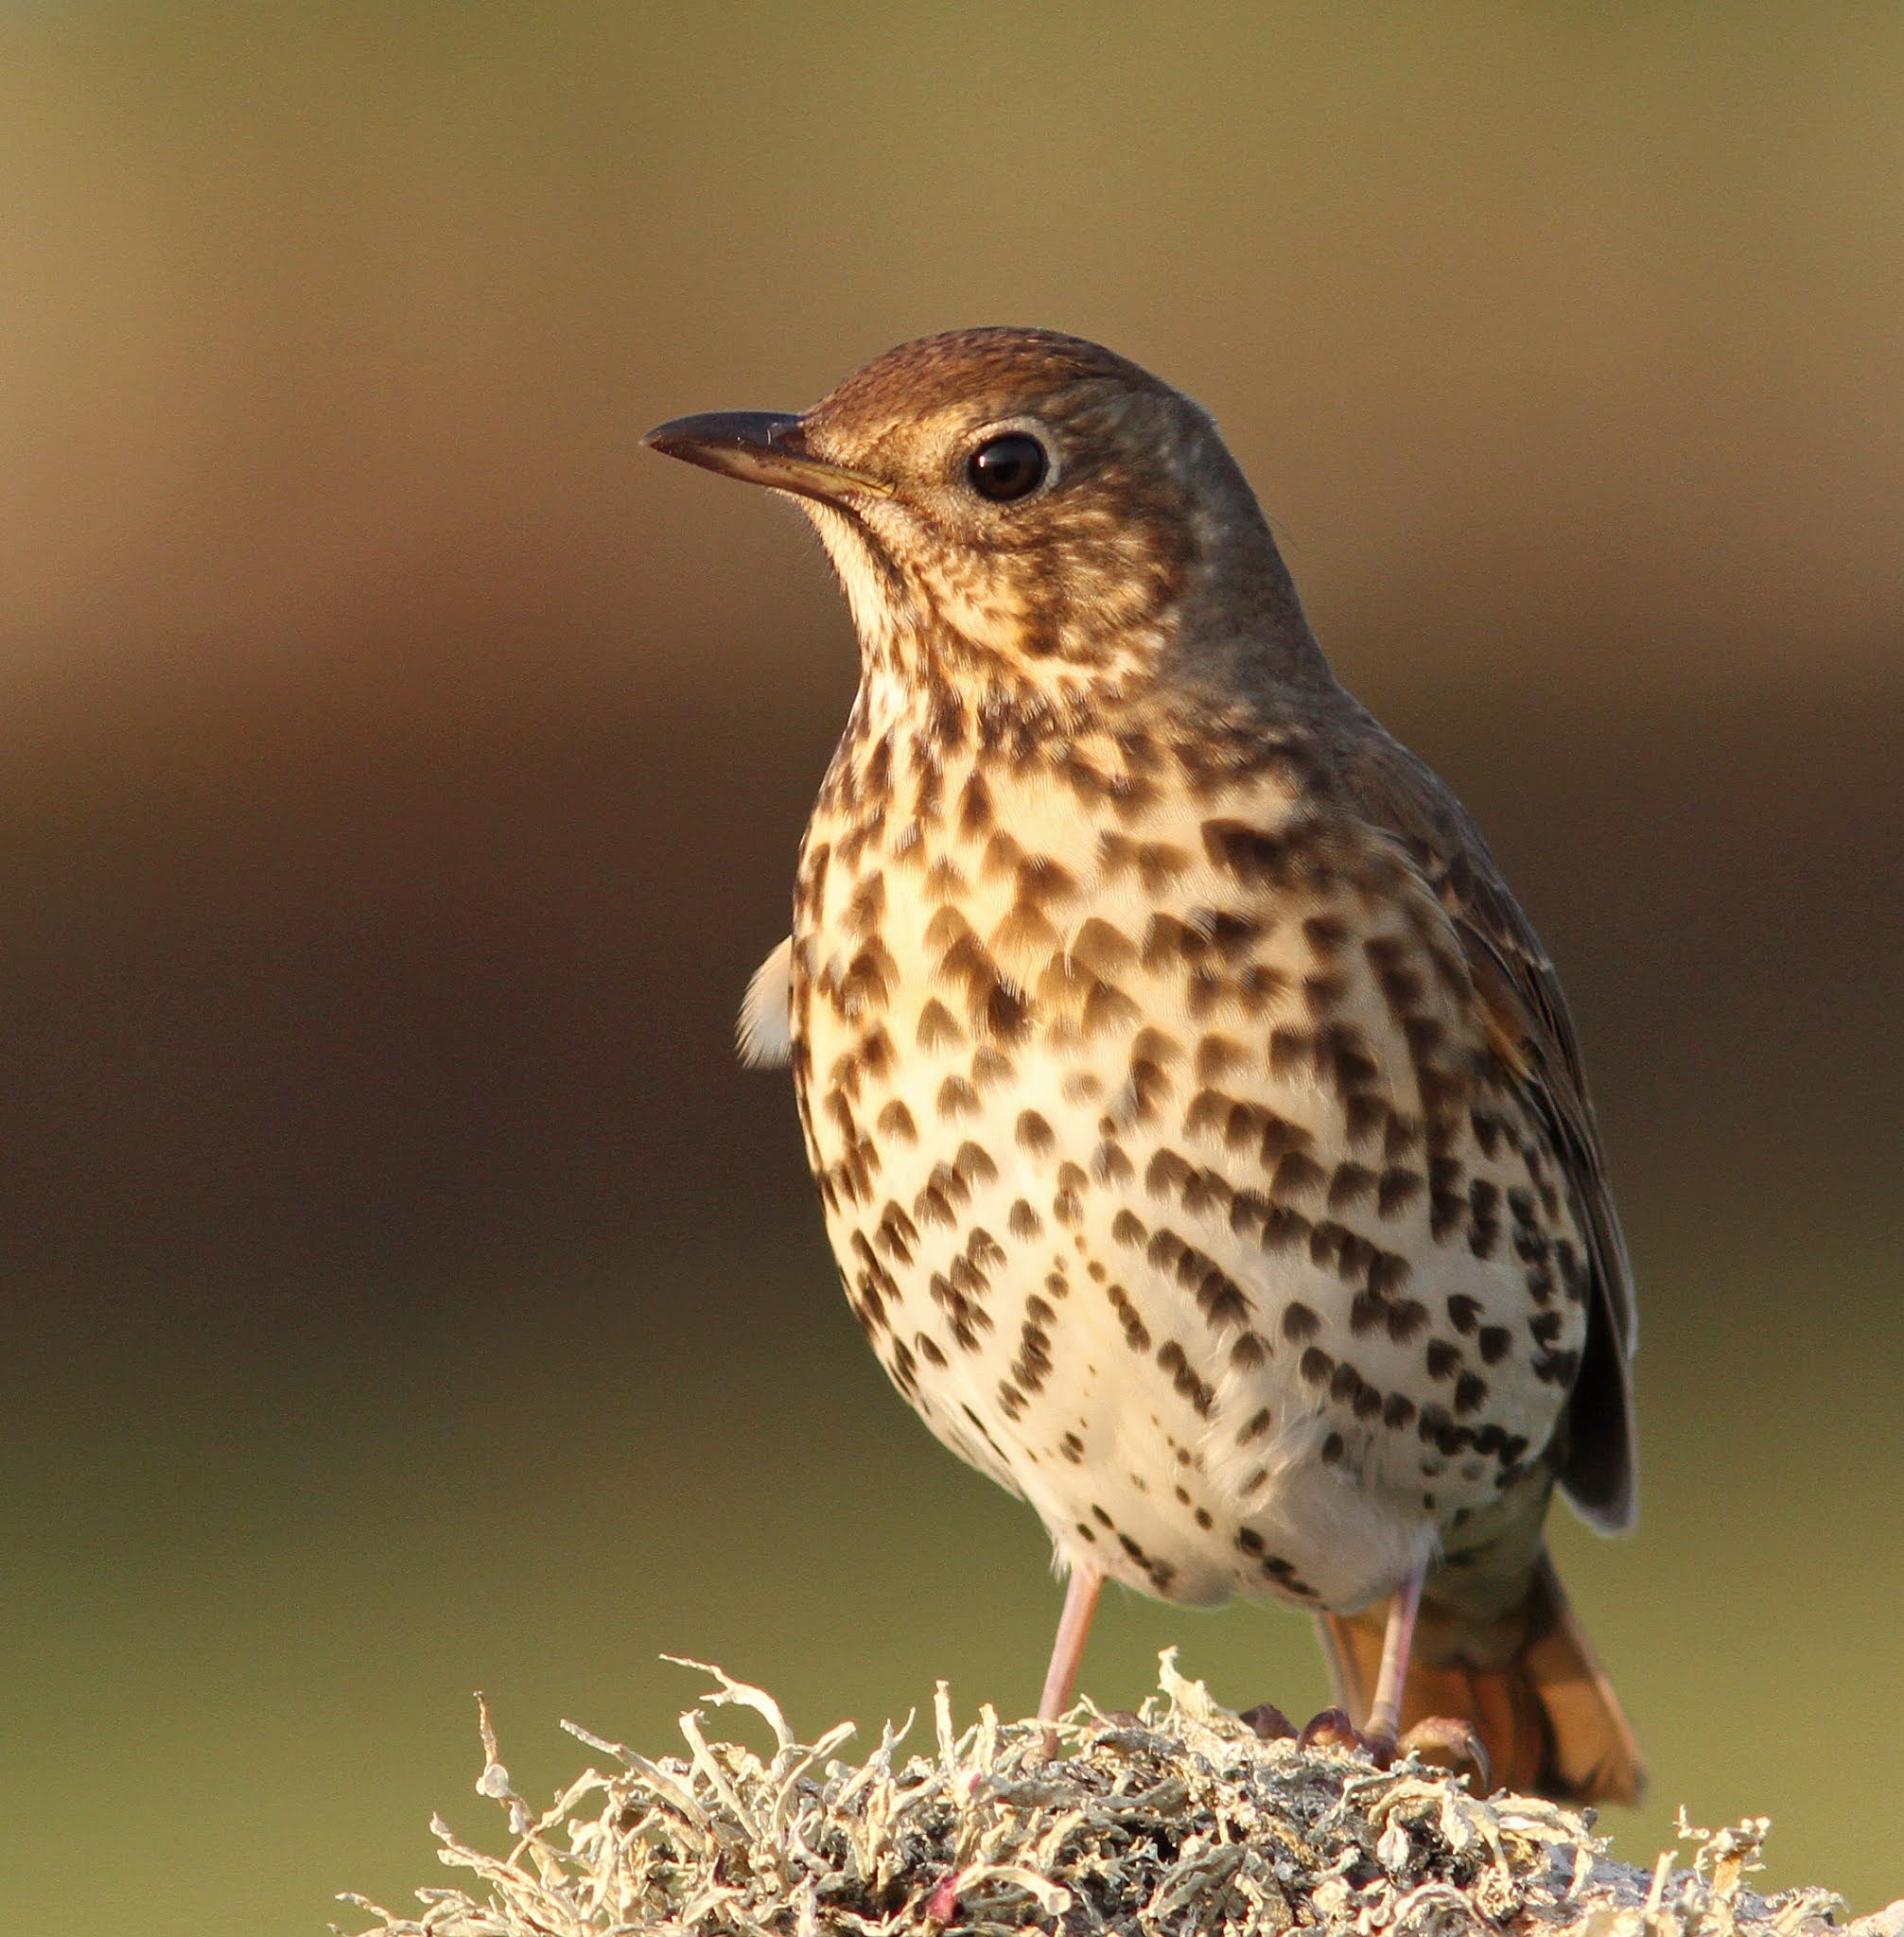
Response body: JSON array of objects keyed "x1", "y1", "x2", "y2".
[{"x1": 1315, "y1": 1548, "x2": 1643, "y2": 1806}]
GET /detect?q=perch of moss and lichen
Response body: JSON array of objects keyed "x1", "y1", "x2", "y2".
[{"x1": 340, "y1": 1654, "x2": 1894, "y2": 1937}]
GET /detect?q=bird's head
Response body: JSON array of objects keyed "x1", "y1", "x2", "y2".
[{"x1": 644, "y1": 327, "x2": 1328, "y2": 717}]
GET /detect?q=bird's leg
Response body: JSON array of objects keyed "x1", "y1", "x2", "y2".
[
  {"x1": 1036, "y1": 1559, "x2": 1105, "y2": 1753},
  {"x1": 1298, "y1": 1559, "x2": 1428, "y2": 1764},
  {"x1": 1298, "y1": 1562, "x2": 1488, "y2": 1787},
  {"x1": 1363, "y1": 1557, "x2": 1426, "y2": 1756}
]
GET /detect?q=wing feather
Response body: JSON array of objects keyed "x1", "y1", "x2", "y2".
[{"x1": 1332, "y1": 716, "x2": 1637, "y2": 1530}]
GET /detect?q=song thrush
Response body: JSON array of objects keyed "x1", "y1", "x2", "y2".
[{"x1": 645, "y1": 328, "x2": 1643, "y2": 1805}]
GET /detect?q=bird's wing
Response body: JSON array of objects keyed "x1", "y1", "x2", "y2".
[
  {"x1": 1333, "y1": 717, "x2": 1637, "y2": 1531},
  {"x1": 738, "y1": 935, "x2": 795, "y2": 1069}
]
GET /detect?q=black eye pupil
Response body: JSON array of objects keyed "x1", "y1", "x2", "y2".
[{"x1": 967, "y1": 432, "x2": 1048, "y2": 502}]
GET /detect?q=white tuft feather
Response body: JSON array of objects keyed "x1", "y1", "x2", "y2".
[{"x1": 737, "y1": 936, "x2": 795, "y2": 1069}]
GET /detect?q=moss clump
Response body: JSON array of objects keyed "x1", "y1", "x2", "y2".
[{"x1": 341, "y1": 1653, "x2": 1872, "y2": 1937}]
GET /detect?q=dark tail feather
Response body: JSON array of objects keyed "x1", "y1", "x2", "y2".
[{"x1": 1316, "y1": 1550, "x2": 1644, "y2": 1806}]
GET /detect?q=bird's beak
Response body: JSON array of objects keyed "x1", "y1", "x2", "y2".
[{"x1": 640, "y1": 410, "x2": 891, "y2": 505}]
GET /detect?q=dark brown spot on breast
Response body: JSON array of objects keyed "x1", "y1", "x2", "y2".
[
  {"x1": 1377, "y1": 1167, "x2": 1424, "y2": 1216},
  {"x1": 969, "y1": 1046, "x2": 1013, "y2": 1088},
  {"x1": 953, "y1": 1141, "x2": 998, "y2": 1186},
  {"x1": 1106, "y1": 1282, "x2": 1151, "y2": 1352},
  {"x1": 1327, "y1": 1162, "x2": 1377, "y2": 1211},
  {"x1": 1271, "y1": 1150, "x2": 1327, "y2": 1200},
  {"x1": 1071, "y1": 917, "x2": 1138, "y2": 976},
  {"x1": 984, "y1": 979, "x2": 1028, "y2": 1040},
  {"x1": 917, "y1": 999, "x2": 964, "y2": 1049},
  {"x1": 1016, "y1": 1109, "x2": 1055, "y2": 1155},
  {"x1": 1092, "y1": 1140, "x2": 1134, "y2": 1185},
  {"x1": 925, "y1": 1160, "x2": 970, "y2": 1209},
  {"x1": 1533, "y1": 1346, "x2": 1581, "y2": 1386},
  {"x1": 958, "y1": 769, "x2": 993, "y2": 835},
  {"x1": 1304, "y1": 912, "x2": 1351, "y2": 952},
  {"x1": 1082, "y1": 977, "x2": 1141, "y2": 1036},
  {"x1": 838, "y1": 939, "x2": 897, "y2": 1016},
  {"x1": 1302, "y1": 973, "x2": 1349, "y2": 1018},
  {"x1": 1012, "y1": 1324, "x2": 1053, "y2": 1393},
  {"x1": 1196, "y1": 1034, "x2": 1246, "y2": 1079},
  {"x1": 1144, "y1": 1148, "x2": 1192, "y2": 1198},
  {"x1": 1268, "y1": 1025, "x2": 1313, "y2": 1078},
  {"x1": 876, "y1": 1201, "x2": 919, "y2": 1262},
  {"x1": 1179, "y1": 1165, "x2": 1231, "y2": 1216},
  {"x1": 979, "y1": 829, "x2": 1022, "y2": 879},
  {"x1": 845, "y1": 872, "x2": 886, "y2": 935},
  {"x1": 1366, "y1": 1251, "x2": 1410, "y2": 1299},
  {"x1": 1155, "y1": 1339, "x2": 1215, "y2": 1415},
  {"x1": 1262, "y1": 1203, "x2": 1312, "y2": 1251},
  {"x1": 924, "y1": 854, "x2": 967, "y2": 899}
]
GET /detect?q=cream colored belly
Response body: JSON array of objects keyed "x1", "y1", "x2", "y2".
[{"x1": 792, "y1": 781, "x2": 1585, "y2": 1614}]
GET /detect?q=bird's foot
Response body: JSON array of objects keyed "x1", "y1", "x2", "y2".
[
  {"x1": 1239, "y1": 1701, "x2": 1297, "y2": 1741},
  {"x1": 1284, "y1": 1709, "x2": 1489, "y2": 1789},
  {"x1": 1296, "y1": 1705, "x2": 1389, "y2": 1762}
]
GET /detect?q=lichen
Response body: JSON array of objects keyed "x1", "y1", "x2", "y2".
[{"x1": 339, "y1": 1653, "x2": 1878, "y2": 1937}]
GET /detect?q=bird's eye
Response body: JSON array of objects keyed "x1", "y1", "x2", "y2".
[{"x1": 965, "y1": 432, "x2": 1049, "y2": 503}]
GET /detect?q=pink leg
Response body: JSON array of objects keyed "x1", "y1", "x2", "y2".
[
  {"x1": 1038, "y1": 1559, "x2": 1105, "y2": 1722},
  {"x1": 1365, "y1": 1557, "x2": 1426, "y2": 1752}
]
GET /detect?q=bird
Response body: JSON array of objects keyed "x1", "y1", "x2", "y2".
[{"x1": 643, "y1": 327, "x2": 1643, "y2": 1806}]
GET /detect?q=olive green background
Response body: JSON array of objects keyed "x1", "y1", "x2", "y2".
[{"x1": 2, "y1": 7, "x2": 1900, "y2": 1930}]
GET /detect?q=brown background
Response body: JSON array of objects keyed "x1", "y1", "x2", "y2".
[{"x1": 2, "y1": 8, "x2": 1900, "y2": 1929}]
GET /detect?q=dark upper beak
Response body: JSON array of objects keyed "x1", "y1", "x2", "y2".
[{"x1": 640, "y1": 410, "x2": 890, "y2": 505}]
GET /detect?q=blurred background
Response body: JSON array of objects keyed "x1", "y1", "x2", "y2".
[{"x1": 2, "y1": 6, "x2": 1900, "y2": 1929}]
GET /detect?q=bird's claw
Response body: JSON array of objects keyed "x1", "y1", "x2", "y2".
[{"x1": 1396, "y1": 1715, "x2": 1492, "y2": 1789}]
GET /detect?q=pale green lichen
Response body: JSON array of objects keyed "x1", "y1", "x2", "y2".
[{"x1": 340, "y1": 1653, "x2": 1883, "y2": 1937}]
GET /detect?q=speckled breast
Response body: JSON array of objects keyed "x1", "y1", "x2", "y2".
[{"x1": 787, "y1": 707, "x2": 1589, "y2": 1617}]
